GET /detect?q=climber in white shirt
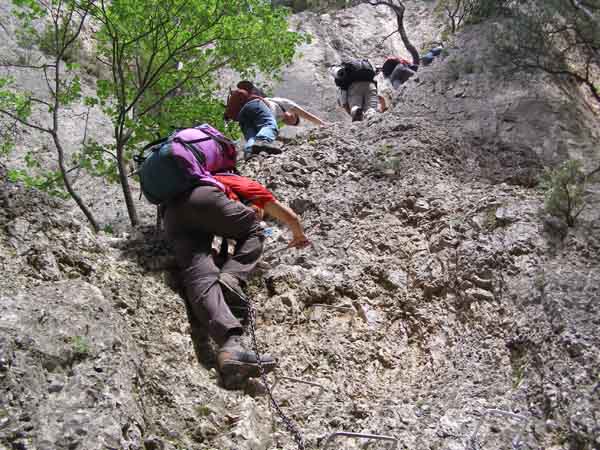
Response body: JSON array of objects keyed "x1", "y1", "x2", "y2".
[{"x1": 263, "y1": 96, "x2": 329, "y2": 127}]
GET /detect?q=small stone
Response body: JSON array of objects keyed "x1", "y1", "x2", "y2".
[
  {"x1": 545, "y1": 420, "x2": 558, "y2": 432},
  {"x1": 11, "y1": 441, "x2": 27, "y2": 450},
  {"x1": 495, "y1": 206, "x2": 519, "y2": 225},
  {"x1": 387, "y1": 270, "x2": 408, "y2": 290},
  {"x1": 48, "y1": 382, "x2": 64, "y2": 393},
  {"x1": 279, "y1": 294, "x2": 296, "y2": 309},
  {"x1": 356, "y1": 303, "x2": 369, "y2": 323},
  {"x1": 465, "y1": 288, "x2": 495, "y2": 302},
  {"x1": 470, "y1": 274, "x2": 493, "y2": 290},
  {"x1": 414, "y1": 199, "x2": 430, "y2": 212}
]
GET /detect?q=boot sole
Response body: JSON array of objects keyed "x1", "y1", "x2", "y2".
[{"x1": 220, "y1": 359, "x2": 277, "y2": 389}]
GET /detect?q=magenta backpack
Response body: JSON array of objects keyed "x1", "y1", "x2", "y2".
[{"x1": 135, "y1": 124, "x2": 238, "y2": 205}]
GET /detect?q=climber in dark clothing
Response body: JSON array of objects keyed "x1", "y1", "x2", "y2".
[
  {"x1": 382, "y1": 57, "x2": 418, "y2": 89},
  {"x1": 163, "y1": 184, "x2": 275, "y2": 388},
  {"x1": 163, "y1": 176, "x2": 309, "y2": 388}
]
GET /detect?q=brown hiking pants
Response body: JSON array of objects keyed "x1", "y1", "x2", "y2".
[{"x1": 163, "y1": 185, "x2": 264, "y2": 346}]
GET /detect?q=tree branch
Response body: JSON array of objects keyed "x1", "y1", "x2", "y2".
[
  {"x1": 0, "y1": 109, "x2": 51, "y2": 134},
  {"x1": 135, "y1": 56, "x2": 234, "y2": 119},
  {"x1": 367, "y1": 0, "x2": 420, "y2": 65},
  {"x1": 586, "y1": 165, "x2": 600, "y2": 179},
  {"x1": 30, "y1": 97, "x2": 53, "y2": 108},
  {"x1": 377, "y1": 29, "x2": 399, "y2": 47}
]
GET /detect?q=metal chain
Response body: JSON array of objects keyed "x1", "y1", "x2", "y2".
[{"x1": 243, "y1": 294, "x2": 308, "y2": 450}]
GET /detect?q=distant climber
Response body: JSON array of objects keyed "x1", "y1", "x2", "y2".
[
  {"x1": 238, "y1": 80, "x2": 329, "y2": 127},
  {"x1": 224, "y1": 84, "x2": 281, "y2": 159},
  {"x1": 381, "y1": 57, "x2": 418, "y2": 89},
  {"x1": 264, "y1": 96, "x2": 329, "y2": 127},
  {"x1": 421, "y1": 45, "x2": 444, "y2": 66},
  {"x1": 330, "y1": 58, "x2": 378, "y2": 122}
]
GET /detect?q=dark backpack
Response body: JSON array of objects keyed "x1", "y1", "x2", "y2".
[
  {"x1": 382, "y1": 58, "x2": 401, "y2": 78},
  {"x1": 334, "y1": 58, "x2": 376, "y2": 89},
  {"x1": 135, "y1": 124, "x2": 237, "y2": 205}
]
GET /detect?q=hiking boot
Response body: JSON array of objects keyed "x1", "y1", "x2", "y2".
[
  {"x1": 250, "y1": 138, "x2": 282, "y2": 155},
  {"x1": 217, "y1": 334, "x2": 277, "y2": 389},
  {"x1": 219, "y1": 273, "x2": 248, "y2": 321},
  {"x1": 351, "y1": 106, "x2": 363, "y2": 122},
  {"x1": 364, "y1": 108, "x2": 377, "y2": 119}
]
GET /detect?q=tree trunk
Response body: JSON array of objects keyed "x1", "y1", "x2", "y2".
[
  {"x1": 116, "y1": 143, "x2": 139, "y2": 227},
  {"x1": 368, "y1": 0, "x2": 420, "y2": 66},
  {"x1": 52, "y1": 39, "x2": 99, "y2": 233},
  {"x1": 52, "y1": 133, "x2": 100, "y2": 232},
  {"x1": 396, "y1": 6, "x2": 420, "y2": 66}
]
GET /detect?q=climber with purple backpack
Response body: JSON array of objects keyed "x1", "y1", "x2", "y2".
[{"x1": 135, "y1": 124, "x2": 277, "y2": 388}]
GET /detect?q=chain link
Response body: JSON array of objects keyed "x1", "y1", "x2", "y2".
[{"x1": 243, "y1": 295, "x2": 308, "y2": 450}]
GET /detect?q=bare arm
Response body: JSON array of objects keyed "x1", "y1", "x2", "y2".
[
  {"x1": 290, "y1": 105, "x2": 328, "y2": 126},
  {"x1": 263, "y1": 200, "x2": 309, "y2": 248}
]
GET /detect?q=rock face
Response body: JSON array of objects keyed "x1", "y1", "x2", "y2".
[
  {"x1": 0, "y1": 281, "x2": 144, "y2": 450},
  {"x1": 239, "y1": 111, "x2": 599, "y2": 450},
  {"x1": 1, "y1": 2, "x2": 600, "y2": 450}
]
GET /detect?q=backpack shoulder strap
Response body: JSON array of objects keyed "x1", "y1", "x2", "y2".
[
  {"x1": 172, "y1": 136, "x2": 207, "y2": 166},
  {"x1": 194, "y1": 125, "x2": 237, "y2": 153}
]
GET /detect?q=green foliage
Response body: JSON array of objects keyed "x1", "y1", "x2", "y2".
[
  {"x1": 83, "y1": 0, "x2": 304, "y2": 224},
  {"x1": 7, "y1": 168, "x2": 68, "y2": 198},
  {"x1": 12, "y1": 2, "x2": 86, "y2": 86},
  {"x1": 540, "y1": 160, "x2": 586, "y2": 227},
  {"x1": 0, "y1": 77, "x2": 33, "y2": 120},
  {"x1": 69, "y1": 335, "x2": 91, "y2": 357},
  {"x1": 12, "y1": 0, "x2": 45, "y2": 48},
  {"x1": 57, "y1": 75, "x2": 82, "y2": 105},
  {"x1": 466, "y1": 0, "x2": 511, "y2": 23},
  {"x1": 463, "y1": 59, "x2": 476, "y2": 74},
  {"x1": 511, "y1": 359, "x2": 527, "y2": 389},
  {"x1": 0, "y1": 134, "x2": 15, "y2": 156},
  {"x1": 1, "y1": 0, "x2": 100, "y2": 231},
  {"x1": 491, "y1": 0, "x2": 600, "y2": 101},
  {"x1": 5, "y1": 0, "x2": 304, "y2": 227},
  {"x1": 37, "y1": 21, "x2": 83, "y2": 64},
  {"x1": 74, "y1": 141, "x2": 120, "y2": 183},
  {"x1": 7, "y1": 150, "x2": 68, "y2": 198},
  {"x1": 446, "y1": 57, "x2": 461, "y2": 81},
  {"x1": 194, "y1": 404, "x2": 212, "y2": 417},
  {"x1": 435, "y1": 0, "x2": 512, "y2": 33},
  {"x1": 483, "y1": 206, "x2": 498, "y2": 230}
]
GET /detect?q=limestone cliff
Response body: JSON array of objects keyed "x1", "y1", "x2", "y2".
[{"x1": 0, "y1": 2, "x2": 599, "y2": 450}]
